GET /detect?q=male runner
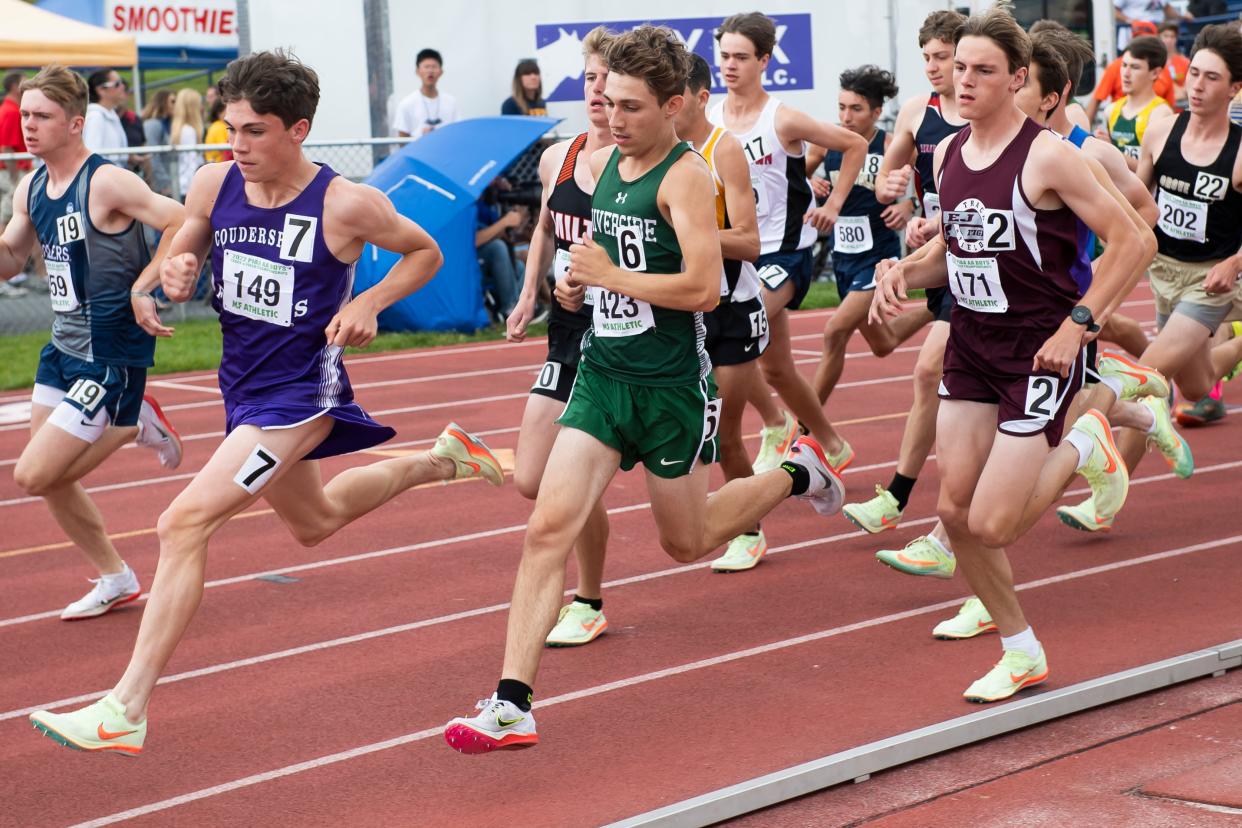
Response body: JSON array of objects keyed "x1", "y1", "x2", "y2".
[
  {"x1": 811, "y1": 64, "x2": 931, "y2": 406},
  {"x1": 871, "y1": 7, "x2": 1145, "y2": 702},
  {"x1": 842, "y1": 10, "x2": 966, "y2": 571},
  {"x1": 506, "y1": 27, "x2": 614, "y2": 647},
  {"x1": 444, "y1": 27, "x2": 846, "y2": 753},
  {"x1": 710, "y1": 12, "x2": 865, "y2": 475},
  {"x1": 1103, "y1": 36, "x2": 1174, "y2": 171},
  {"x1": 30, "y1": 51, "x2": 503, "y2": 755},
  {"x1": 1, "y1": 65, "x2": 184, "y2": 621}
]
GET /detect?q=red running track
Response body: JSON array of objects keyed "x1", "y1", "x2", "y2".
[{"x1": 1, "y1": 288, "x2": 1239, "y2": 828}]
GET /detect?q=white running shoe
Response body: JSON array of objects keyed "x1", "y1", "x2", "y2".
[
  {"x1": 136, "y1": 395, "x2": 182, "y2": 469},
  {"x1": 710, "y1": 530, "x2": 768, "y2": 572},
  {"x1": 784, "y1": 436, "x2": 846, "y2": 516},
  {"x1": 545, "y1": 601, "x2": 607, "y2": 647},
  {"x1": 60, "y1": 564, "x2": 141, "y2": 621},
  {"x1": 444, "y1": 694, "x2": 539, "y2": 754}
]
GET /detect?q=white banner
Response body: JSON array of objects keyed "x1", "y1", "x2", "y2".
[{"x1": 107, "y1": 1, "x2": 239, "y2": 50}]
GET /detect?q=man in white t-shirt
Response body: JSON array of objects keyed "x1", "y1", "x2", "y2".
[
  {"x1": 82, "y1": 69, "x2": 128, "y2": 159},
  {"x1": 393, "y1": 49, "x2": 458, "y2": 139}
]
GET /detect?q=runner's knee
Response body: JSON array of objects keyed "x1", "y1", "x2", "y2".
[
  {"x1": 969, "y1": 511, "x2": 1020, "y2": 549},
  {"x1": 659, "y1": 534, "x2": 701, "y2": 563},
  {"x1": 513, "y1": 466, "x2": 542, "y2": 501},
  {"x1": 155, "y1": 502, "x2": 213, "y2": 556},
  {"x1": 13, "y1": 461, "x2": 57, "y2": 497},
  {"x1": 914, "y1": 351, "x2": 943, "y2": 392}
]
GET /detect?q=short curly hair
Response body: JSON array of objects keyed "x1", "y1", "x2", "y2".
[
  {"x1": 839, "y1": 65, "x2": 898, "y2": 110},
  {"x1": 604, "y1": 25, "x2": 690, "y2": 105},
  {"x1": 219, "y1": 50, "x2": 320, "y2": 128}
]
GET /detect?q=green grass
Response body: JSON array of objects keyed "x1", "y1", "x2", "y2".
[{"x1": 0, "y1": 277, "x2": 881, "y2": 391}]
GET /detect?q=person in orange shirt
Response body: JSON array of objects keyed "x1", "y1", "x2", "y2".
[
  {"x1": 1160, "y1": 22, "x2": 1191, "y2": 109},
  {"x1": 1086, "y1": 20, "x2": 1177, "y2": 125}
]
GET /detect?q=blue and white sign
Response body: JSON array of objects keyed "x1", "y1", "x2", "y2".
[{"x1": 535, "y1": 14, "x2": 814, "y2": 102}]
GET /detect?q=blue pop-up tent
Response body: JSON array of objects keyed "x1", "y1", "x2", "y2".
[{"x1": 358, "y1": 116, "x2": 558, "y2": 332}]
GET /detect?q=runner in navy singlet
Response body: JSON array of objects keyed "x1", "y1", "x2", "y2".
[
  {"x1": 0, "y1": 65, "x2": 185, "y2": 622},
  {"x1": 871, "y1": 8, "x2": 1146, "y2": 704},
  {"x1": 505, "y1": 27, "x2": 615, "y2": 647},
  {"x1": 29, "y1": 51, "x2": 505, "y2": 755}
]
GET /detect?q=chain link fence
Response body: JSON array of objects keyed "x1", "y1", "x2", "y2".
[{"x1": 0, "y1": 138, "x2": 410, "y2": 335}]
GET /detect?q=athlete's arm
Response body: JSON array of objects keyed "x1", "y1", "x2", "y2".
[
  {"x1": 507, "y1": 140, "x2": 563, "y2": 341},
  {"x1": 805, "y1": 143, "x2": 827, "y2": 176},
  {"x1": 1203, "y1": 146, "x2": 1242, "y2": 295},
  {"x1": 324, "y1": 180, "x2": 443, "y2": 348},
  {"x1": 875, "y1": 95, "x2": 922, "y2": 205},
  {"x1": 869, "y1": 235, "x2": 948, "y2": 325},
  {"x1": 568, "y1": 152, "x2": 721, "y2": 312},
  {"x1": 1084, "y1": 136, "x2": 1158, "y2": 226},
  {"x1": 780, "y1": 107, "x2": 866, "y2": 230},
  {"x1": 1084, "y1": 153, "x2": 1157, "y2": 319},
  {"x1": 1134, "y1": 112, "x2": 1174, "y2": 190},
  {"x1": 160, "y1": 162, "x2": 230, "y2": 302},
  {"x1": 713, "y1": 132, "x2": 760, "y2": 262},
  {"x1": 0, "y1": 173, "x2": 37, "y2": 279}
]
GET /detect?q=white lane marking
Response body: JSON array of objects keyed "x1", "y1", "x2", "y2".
[{"x1": 66, "y1": 530, "x2": 1242, "y2": 828}]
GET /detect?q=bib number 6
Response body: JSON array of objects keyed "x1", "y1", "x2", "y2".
[{"x1": 617, "y1": 226, "x2": 647, "y2": 272}]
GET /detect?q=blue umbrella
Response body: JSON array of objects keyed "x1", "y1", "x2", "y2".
[{"x1": 358, "y1": 116, "x2": 559, "y2": 332}]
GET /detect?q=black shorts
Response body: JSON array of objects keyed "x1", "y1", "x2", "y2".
[
  {"x1": 927, "y1": 286, "x2": 954, "y2": 323},
  {"x1": 939, "y1": 323, "x2": 1085, "y2": 445},
  {"x1": 531, "y1": 318, "x2": 588, "y2": 403},
  {"x1": 756, "y1": 248, "x2": 814, "y2": 310},
  {"x1": 1084, "y1": 339, "x2": 1100, "y2": 385},
  {"x1": 705, "y1": 297, "x2": 769, "y2": 367}
]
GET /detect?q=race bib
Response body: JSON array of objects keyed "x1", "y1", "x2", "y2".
[
  {"x1": 750, "y1": 172, "x2": 770, "y2": 218},
  {"x1": 833, "y1": 215, "x2": 873, "y2": 254},
  {"x1": 1157, "y1": 189, "x2": 1207, "y2": 243},
  {"x1": 553, "y1": 248, "x2": 572, "y2": 282},
  {"x1": 1121, "y1": 144, "x2": 1140, "y2": 160},
  {"x1": 923, "y1": 192, "x2": 941, "y2": 220},
  {"x1": 1194, "y1": 171, "x2": 1229, "y2": 202},
  {"x1": 1024, "y1": 375, "x2": 1061, "y2": 419},
  {"x1": 45, "y1": 260, "x2": 80, "y2": 313},
  {"x1": 222, "y1": 249, "x2": 294, "y2": 327},
  {"x1": 56, "y1": 211, "x2": 85, "y2": 246},
  {"x1": 593, "y1": 288, "x2": 655, "y2": 337},
  {"x1": 757, "y1": 263, "x2": 789, "y2": 291},
  {"x1": 858, "y1": 153, "x2": 883, "y2": 189},
  {"x1": 65, "y1": 377, "x2": 107, "y2": 416},
  {"x1": 703, "y1": 397, "x2": 722, "y2": 442},
  {"x1": 947, "y1": 253, "x2": 1008, "y2": 313}
]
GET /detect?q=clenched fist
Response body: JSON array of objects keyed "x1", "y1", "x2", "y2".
[
  {"x1": 878, "y1": 164, "x2": 913, "y2": 204},
  {"x1": 161, "y1": 252, "x2": 199, "y2": 303}
]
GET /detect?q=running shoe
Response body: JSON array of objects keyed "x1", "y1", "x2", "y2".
[
  {"x1": 546, "y1": 601, "x2": 607, "y2": 647},
  {"x1": 1055, "y1": 496, "x2": 1114, "y2": 533},
  {"x1": 784, "y1": 436, "x2": 846, "y2": 516},
  {"x1": 710, "y1": 530, "x2": 768, "y2": 572},
  {"x1": 842, "y1": 485, "x2": 903, "y2": 534},
  {"x1": 1175, "y1": 394, "x2": 1226, "y2": 427},
  {"x1": 1226, "y1": 321, "x2": 1242, "y2": 382},
  {"x1": 825, "y1": 437, "x2": 855, "y2": 472},
  {"x1": 1096, "y1": 352, "x2": 1170, "y2": 401},
  {"x1": 1141, "y1": 396, "x2": 1193, "y2": 479},
  {"x1": 60, "y1": 564, "x2": 140, "y2": 621},
  {"x1": 136, "y1": 395, "x2": 182, "y2": 469},
  {"x1": 932, "y1": 596, "x2": 996, "y2": 639},
  {"x1": 753, "y1": 411, "x2": 797, "y2": 474},
  {"x1": 30, "y1": 693, "x2": 146, "y2": 755},
  {"x1": 1071, "y1": 410, "x2": 1129, "y2": 520},
  {"x1": 444, "y1": 695, "x2": 538, "y2": 754},
  {"x1": 876, "y1": 535, "x2": 955, "y2": 579},
  {"x1": 963, "y1": 647, "x2": 1049, "y2": 703},
  {"x1": 431, "y1": 423, "x2": 504, "y2": 486}
]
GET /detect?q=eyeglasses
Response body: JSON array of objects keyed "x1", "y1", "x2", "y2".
[{"x1": 98, "y1": 79, "x2": 125, "y2": 90}]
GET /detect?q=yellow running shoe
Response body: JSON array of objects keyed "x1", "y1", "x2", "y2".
[
  {"x1": 711, "y1": 530, "x2": 768, "y2": 572},
  {"x1": 30, "y1": 693, "x2": 145, "y2": 756},
  {"x1": 843, "y1": 485, "x2": 903, "y2": 534},
  {"x1": 932, "y1": 596, "x2": 997, "y2": 639},
  {"x1": 432, "y1": 422, "x2": 504, "y2": 486},
  {"x1": 876, "y1": 535, "x2": 955, "y2": 579},
  {"x1": 753, "y1": 411, "x2": 797, "y2": 474},
  {"x1": 1071, "y1": 410, "x2": 1128, "y2": 520},
  {"x1": 1096, "y1": 352, "x2": 1170, "y2": 401},
  {"x1": 825, "y1": 437, "x2": 855, "y2": 472},
  {"x1": 963, "y1": 647, "x2": 1049, "y2": 703},
  {"x1": 1055, "y1": 496, "x2": 1114, "y2": 533},
  {"x1": 1227, "y1": 321, "x2": 1242, "y2": 382},
  {"x1": 545, "y1": 600, "x2": 607, "y2": 647},
  {"x1": 1140, "y1": 396, "x2": 1193, "y2": 479}
]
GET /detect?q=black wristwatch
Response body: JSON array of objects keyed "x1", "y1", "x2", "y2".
[{"x1": 1069, "y1": 304, "x2": 1100, "y2": 332}]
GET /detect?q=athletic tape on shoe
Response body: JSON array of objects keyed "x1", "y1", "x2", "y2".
[{"x1": 234, "y1": 443, "x2": 281, "y2": 493}]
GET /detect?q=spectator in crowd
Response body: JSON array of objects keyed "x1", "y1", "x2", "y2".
[
  {"x1": 141, "y1": 90, "x2": 174, "y2": 196},
  {"x1": 476, "y1": 187, "x2": 526, "y2": 322},
  {"x1": 170, "y1": 88, "x2": 204, "y2": 199},
  {"x1": 204, "y1": 83, "x2": 219, "y2": 114},
  {"x1": 0, "y1": 71, "x2": 33, "y2": 297},
  {"x1": 394, "y1": 48, "x2": 458, "y2": 139},
  {"x1": 117, "y1": 82, "x2": 153, "y2": 185},
  {"x1": 1115, "y1": 1, "x2": 1190, "y2": 48},
  {"x1": 83, "y1": 69, "x2": 129, "y2": 158},
  {"x1": 502, "y1": 59, "x2": 547, "y2": 115},
  {"x1": 1085, "y1": 21, "x2": 1176, "y2": 124},
  {"x1": 1159, "y1": 21, "x2": 1190, "y2": 108},
  {"x1": 203, "y1": 98, "x2": 232, "y2": 163}
]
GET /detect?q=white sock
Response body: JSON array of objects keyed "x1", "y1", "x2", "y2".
[
  {"x1": 1143, "y1": 406, "x2": 1158, "y2": 434},
  {"x1": 1099, "y1": 375, "x2": 1124, "y2": 401},
  {"x1": 1000, "y1": 626, "x2": 1041, "y2": 659},
  {"x1": 101, "y1": 563, "x2": 131, "y2": 582},
  {"x1": 927, "y1": 534, "x2": 954, "y2": 558},
  {"x1": 1064, "y1": 428, "x2": 1093, "y2": 470}
]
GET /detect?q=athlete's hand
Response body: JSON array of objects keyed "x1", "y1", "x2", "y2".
[
  {"x1": 568, "y1": 234, "x2": 614, "y2": 287},
  {"x1": 131, "y1": 293, "x2": 174, "y2": 338},
  {"x1": 805, "y1": 202, "x2": 839, "y2": 232},
  {"x1": 905, "y1": 215, "x2": 940, "y2": 248},
  {"x1": 809, "y1": 175, "x2": 831, "y2": 201},
  {"x1": 870, "y1": 262, "x2": 908, "y2": 325},
  {"x1": 556, "y1": 277, "x2": 587, "y2": 313},
  {"x1": 324, "y1": 298, "x2": 379, "y2": 349},
  {"x1": 878, "y1": 164, "x2": 913, "y2": 203},
  {"x1": 1034, "y1": 318, "x2": 1087, "y2": 377},
  {"x1": 1203, "y1": 257, "x2": 1241, "y2": 296},
  {"x1": 506, "y1": 293, "x2": 536, "y2": 342},
  {"x1": 881, "y1": 199, "x2": 915, "y2": 230},
  {"x1": 160, "y1": 252, "x2": 199, "y2": 303}
]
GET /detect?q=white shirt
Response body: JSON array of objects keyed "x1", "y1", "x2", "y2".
[
  {"x1": 175, "y1": 124, "x2": 203, "y2": 199},
  {"x1": 82, "y1": 103, "x2": 128, "y2": 160},
  {"x1": 393, "y1": 90, "x2": 458, "y2": 139}
]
